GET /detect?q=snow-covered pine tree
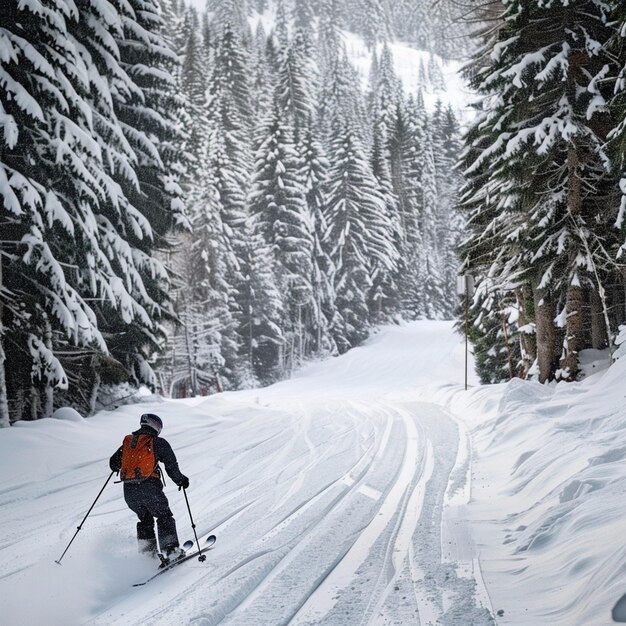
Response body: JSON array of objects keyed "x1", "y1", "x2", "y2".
[
  {"x1": 0, "y1": 0, "x2": 186, "y2": 420},
  {"x1": 239, "y1": 232, "x2": 285, "y2": 384},
  {"x1": 275, "y1": 0, "x2": 290, "y2": 46},
  {"x1": 249, "y1": 26, "x2": 277, "y2": 149},
  {"x1": 358, "y1": 0, "x2": 393, "y2": 50},
  {"x1": 298, "y1": 123, "x2": 338, "y2": 354},
  {"x1": 433, "y1": 105, "x2": 463, "y2": 316},
  {"x1": 172, "y1": 189, "x2": 243, "y2": 392},
  {"x1": 200, "y1": 10, "x2": 213, "y2": 55},
  {"x1": 369, "y1": 119, "x2": 402, "y2": 322},
  {"x1": 417, "y1": 57, "x2": 427, "y2": 92},
  {"x1": 461, "y1": 0, "x2": 618, "y2": 382},
  {"x1": 395, "y1": 95, "x2": 429, "y2": 318},
  {"x1": 1, "y1": 0, "x2": 97, "y2": 422},
  {"x1": 109, "y1": 0, "x2": 189, "y2": 392},
  {"x1": 167, "y1": 12, "x2": 246, "y2": 392},
  {"x1": 388, "y1": 0, "x2": 412, "y2": 41},
  {"x1": 388, "y1": 101, "x2": 412, "y2": 252},
  {"x1": 611, "y1": 3, "x2": 626, "y2": 264},
  {"x1": 427, "y1": 53, "x2": 445, "y2": 92},
  {"x1": 318, "y1": 49, "x2": 370, "y2": 146},
  {"x1": 325, "y1": 119, "x2": 398, "y2": 348},
  {"x1": 458, "y1": 98, "x2": 520, "y2": 380},
  {"x1": 204, "y1": 20, "x2": 253, "y2": 250},
  {"x1": 206, "y1": 0, "x2": 250, "y2": 34},
  {"x1": 370, "y1": 44, "x2": 402, "y2": 136},
  {"x1": 466, "y1": 283, "x2": 522, "y2": 384},
  {"x1": 248, "y1": 110, "x2": 315, "y2": 374},
  {"x1": 367, "y1": 50, "x2": 380, "y2": 108},
  {"x1": 181, "y1": 26, "x2": 210, "y2": 133},
  {"x1": 209, "y1": 21, "x2": 254, "y2": 128},
  {"x1": 179, "y1": 5, "x2": 201, "y2": 49},
  {"x1": 160, "y1": 0, "x2": 186, "y2": 55},
  {"x1": 292, "y1": 0, "x2": 317, "y2": 54},
  {"x1": 367, "y1": 44, "x2": 409, "y2": 321},
  {"x1": 276, "y1": 31, "x2": 317, "y2": 138},
  {"x1": 317, "y1": 0, "x2": 343, "y2": 70},
  {"x1": 411, "y1": 111, "x2": 446, "y2": 319}
]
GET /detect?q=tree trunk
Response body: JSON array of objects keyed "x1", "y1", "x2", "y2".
[
  {"x1": 517, "y1": 284, "x2": 536, "y2": 378},
  {"x1": 89, "y1": 368, "x2": 101, "y2": 416},
  {"x1": 501, "y1": 310, "x2": 514, "y2": 379},
  {"x1": 590, "y1": 288, "x2": 608, "y2": 350},
  {"x1": 560, "y1": 143, "x2": 584, "y2": 379},
  {"x1": 43, "y1": 316, "x2": 54, "y2": 418},
  {"x1": 30, "y1": 385, "x2": 39, "y2": 420},
  {"x1": 534, "y1": 287, "x2": 556, "y2": 383},
  {"x1": 0, "y1": 339, "x2": 10, "y2": 427},
  {"x1": 0, "y1": 255, "x2": 10, "y2": 427},
  {"x1": 560, "y1": 284, "x2": 584, "y2": 379},
  {"x1": 183, "y1": 304, "x2": 196, "y2": 396}
]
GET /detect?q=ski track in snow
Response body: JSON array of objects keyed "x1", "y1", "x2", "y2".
[{"x1": 0, "y1": 321, "x2": 493, "y2": 626}]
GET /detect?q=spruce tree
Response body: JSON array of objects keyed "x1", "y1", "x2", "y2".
[
  {"x1": 239, "y1": 233, "x2": 285, "y2": 384},
  {"x1": 275, "y1": 0, "x2": 290, "y2": 46},
  {"x1": 611, "y1": 5, "x2": 626, "y2": 257},
  {"x1": 461, "y1": 0, "x2": 618, "y2": 382},
  {"x1": 248, "y1": 111, "x2": 315, "y2": 373},
  {"x1": 111, "y1": 0, "x2": 189, "y2": 386},
  {"x1": 293, "y1": 0, "x2": 317, "y2": 54},
  {"x1": 207, "y1": 0, "x2": 249, "y2": 34},
  {"x1": 370, "y1": 119, "x2": 402, "y2": 321},
  {"x1": 0, "y1": 0, "x2": 186, "y2": 420},
  {"x1": 357, "y1": 0, "x2": 392, "y2": 50},
  {"x1": 318, "y1": 0, "x2": 343, "y2": 70},
  {"x1": 325, "y1": 121, "x2": 397, "y2": 347},
  {"x1": 298, "y1": 123, "x2": 338, "y2": 353},
  {"x1": 276, "y1": 32, "x2": 317, "y2": 137}
]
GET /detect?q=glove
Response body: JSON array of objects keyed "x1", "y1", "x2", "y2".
[{"x1": 178, "y1": 475, "x2": 190, "y2": 490}]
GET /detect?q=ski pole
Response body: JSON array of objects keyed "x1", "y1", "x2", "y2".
[
  {"x1": 55, "y1": 471, "x2": 115, "y2": 565},
  {"x1": 182, "y1": 487, "x2": 206, "y2": 562}
]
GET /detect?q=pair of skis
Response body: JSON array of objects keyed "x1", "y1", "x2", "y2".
[{"x1": 133, "y1": 534, "x2": 216, "y2": 587}]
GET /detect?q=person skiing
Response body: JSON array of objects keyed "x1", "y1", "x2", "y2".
[{"x1": 109, "y1": 413, "x2": 190, "y2": 562}]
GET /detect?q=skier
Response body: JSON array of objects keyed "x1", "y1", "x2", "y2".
[{"x1": 109, "y1": 413, "x2": 190, "y2": 561}]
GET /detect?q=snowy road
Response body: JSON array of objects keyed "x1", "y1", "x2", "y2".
[{"x1": 0, "y1": 322, "x2": 493, "y2": 625}]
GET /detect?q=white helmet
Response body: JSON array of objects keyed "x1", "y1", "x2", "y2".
[{"x1": 140, "y1": 413, "x2": 163, "y2": 435}]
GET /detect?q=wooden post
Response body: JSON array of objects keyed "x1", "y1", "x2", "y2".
[
  {"x1": 464, "y1": 289, "x2": 468, "y2": 391},
  {"x1": 458, "y1": 274, "x2": 474, "y2": 391}
]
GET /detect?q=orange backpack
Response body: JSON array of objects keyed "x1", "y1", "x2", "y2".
[{"x1": 120, "y1": 434, "x2": 159, "y2": 482}]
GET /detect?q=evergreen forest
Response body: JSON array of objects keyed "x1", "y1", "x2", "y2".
[
  {"x1": 461, "y1": 0, "x2": 626, "y2": 385},
  {"x1": 0, "y1": 0, "x2": 464, "y2": 423}
]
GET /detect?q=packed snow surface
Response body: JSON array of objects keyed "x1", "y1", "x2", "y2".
[{"x1": 1, "y1": 321, "x2": 624, "y2": 625}]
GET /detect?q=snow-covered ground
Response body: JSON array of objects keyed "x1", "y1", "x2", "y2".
[
  {"x1": 421, "y1": 353, "x2": 626, "y2": 625},
  {"x1": 2, "y1": 321, "x2": 624, "y2": 625}
]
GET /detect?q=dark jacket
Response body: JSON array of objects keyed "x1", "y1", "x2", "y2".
[{"x1": 109, "y1": 426, "x2": 186, "y2": 486}]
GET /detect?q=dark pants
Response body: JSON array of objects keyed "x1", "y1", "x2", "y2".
[{"x1": 123, "y1": 478, "x2": 179, "y2": 554}]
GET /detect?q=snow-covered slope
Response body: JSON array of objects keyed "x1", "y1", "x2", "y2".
[
  {"x1": 249, "y1": 10, "x2": 473, "y2": 122},
  {"x1": 1, "y1": 322, "x2": 488, "y2": 626},
  {"x1": 343, "y1": 34, "x2": 472, "y2": 122},
  {"x1": 5, "y1": 321, "x2": 623, "y2": 625}
]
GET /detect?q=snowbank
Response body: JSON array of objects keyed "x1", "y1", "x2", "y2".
[
  {"x1": 420, "y1": 358, "x2": 626, "y2": 625},
  {"x1": 52, "y1": 407, "x2": 84, "y2": 422}
]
